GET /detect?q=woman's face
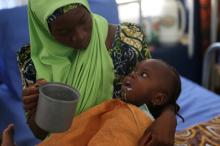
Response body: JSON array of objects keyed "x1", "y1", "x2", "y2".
[{"x1": 49, "y1": 6, "x2": 92, "y2": 49}]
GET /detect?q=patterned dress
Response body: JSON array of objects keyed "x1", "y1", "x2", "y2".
[{"x1": 17, "y1": 23, "x2": 151, "y2": 98}]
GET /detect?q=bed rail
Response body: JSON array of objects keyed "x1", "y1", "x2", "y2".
[{"x1": 202, "y1": 43, "x2": 220, "y2": 90}]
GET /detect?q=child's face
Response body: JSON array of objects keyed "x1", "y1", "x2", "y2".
[{"x1": 121, "y1": 59, "x2": 170, "y2": 106}]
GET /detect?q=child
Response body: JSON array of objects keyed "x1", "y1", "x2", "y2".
[
  {"x1": 1, "y1": 59, "x2": 182, "y2": 146},
  {"x1": 121, "y1": 59, "x2": 182, "y2": 119}
]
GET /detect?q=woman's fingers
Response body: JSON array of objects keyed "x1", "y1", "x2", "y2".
[
  {"x1": 22, "y1": 79, "x2": 47, "y2": 114},
  {"x1": 23, "y1": 93, "x2": 39, "y2": 112},
  {"x1": 22, "y1": 86, "x2": 38, "y2": 96},
  {"x1": 36, "y1": 79, "x2": 47, "y2": 86},
  {"x1": 23, "y1": 93, "x2": 39, "y2": 104},
  {"x1": 23, "y1": 91, "x2": 38, "y2": 101},
  {"x1": 22, "y1": 79, "x2": 47, "y2": 96},
  {"x1": 24, "y1": 100, "x2": 38, "y2": 111}
]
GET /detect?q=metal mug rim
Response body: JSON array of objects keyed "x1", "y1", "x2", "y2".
[{"x1": 39, "y1": 82, "x2": 80, "y2": 104}]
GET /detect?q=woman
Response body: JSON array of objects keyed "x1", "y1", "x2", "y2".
[{"x1": 20, "y1": 0, "x2": 177, "y2": 145}]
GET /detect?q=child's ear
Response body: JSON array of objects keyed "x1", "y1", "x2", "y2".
[{"x1": 152, "y1": 93, "x2": 167, "y2": 106}]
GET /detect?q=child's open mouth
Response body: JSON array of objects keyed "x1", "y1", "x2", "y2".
[
  {"x1": 121, "y1": 80, "x2": 133, "y2": 102},
  {"x1": 122, "y1": 80, "x2": 133, "y2": 91}
]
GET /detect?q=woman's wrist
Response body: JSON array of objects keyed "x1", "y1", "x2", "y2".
[
  {"x1": 161, "y1": 104, "x2": 177, "y2": 124},
  {"x1": 163, "y1": 104, "x2": 176, "y2": 113},
  {"x1": 27, "y1": 114, "x2": 48, "y2": 140}
]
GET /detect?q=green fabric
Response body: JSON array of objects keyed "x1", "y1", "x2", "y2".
[
  {"x1": 28, "y1": 0, "x2": 114, "y2": 114},
  {"x1": 63, "y1": 4, "x2": 81, "y2": 13}
]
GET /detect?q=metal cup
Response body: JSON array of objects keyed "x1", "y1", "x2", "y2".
[{"x1": 35, "y1": 82, "x2": 80, "y2": 133}]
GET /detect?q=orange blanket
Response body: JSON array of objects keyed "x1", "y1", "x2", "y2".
[{"x1": 38, "y1": 99, "x2": 153, "y2": 146}]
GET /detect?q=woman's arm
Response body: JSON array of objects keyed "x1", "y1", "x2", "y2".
[
  {"x1": 23, "y1": 79, "x2": 48, "y2": 140},
  {"x1": 27, "y1": 112, "x2": 48, "y2": 140},
  {"x1": 139, "y1": 105, "x2": 176, "y2": 146}
]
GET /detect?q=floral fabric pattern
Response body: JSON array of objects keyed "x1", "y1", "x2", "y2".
[{"x1": 110, "y1": 23, "x2": 151, "y2": 98}]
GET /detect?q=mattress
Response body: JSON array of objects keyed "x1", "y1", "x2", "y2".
[{"x1": 176, "y1": 77, "x2": 220, "y2": 131}]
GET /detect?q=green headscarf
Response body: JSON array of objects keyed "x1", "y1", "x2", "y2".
[{"x1": 28, "y1": 0, "x2": 114, "y2": 114}]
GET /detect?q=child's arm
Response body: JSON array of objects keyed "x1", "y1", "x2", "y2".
[{"x1": 1, "y1": 124, "x2": 15, "y2": 146}]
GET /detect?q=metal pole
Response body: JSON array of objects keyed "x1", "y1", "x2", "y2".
[
  {"x1": 211, "y1": 0, "x2": 218, "y2": 43},
  {"x1": 139, "y1": 0, "x2": 143, "y2": 26},
  {"x1": 188, "y1": 0, "x2": 194, "y2": 58}
]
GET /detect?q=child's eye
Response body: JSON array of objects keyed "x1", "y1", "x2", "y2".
[{"x1": 141, "y1": 73, "x2": 148, "y2": 78}]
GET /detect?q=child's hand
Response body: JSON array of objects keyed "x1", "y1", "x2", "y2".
[{"x1": 1, "y1": 124, "x2": 16, "y2": 146}]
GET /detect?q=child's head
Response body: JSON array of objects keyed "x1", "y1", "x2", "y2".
[{"x1": 122, "y1": 59, "x2": 181, "y2": 118}]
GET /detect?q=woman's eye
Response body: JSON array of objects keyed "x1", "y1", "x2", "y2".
[
  {"x1": 79, "y1": 18, "x2": 87, "y2": 25},
  {"x1": 58, "y1": 29, "x2": 70, "y2": 36}
]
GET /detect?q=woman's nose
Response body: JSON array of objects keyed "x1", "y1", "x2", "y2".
[{"x1": 72, "y1": 29, "x2": 85, "y2": 42}]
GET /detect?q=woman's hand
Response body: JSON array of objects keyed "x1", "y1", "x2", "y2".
[
  {"x1": 23, "y1": 79, "x2": 49, "y2": 140},
  {"x1": 138, "y1": 107, "x2": 177, "y2": 146},
  {"x1": 23, "y1": 79, "x2": 47, "y2": 118}
]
